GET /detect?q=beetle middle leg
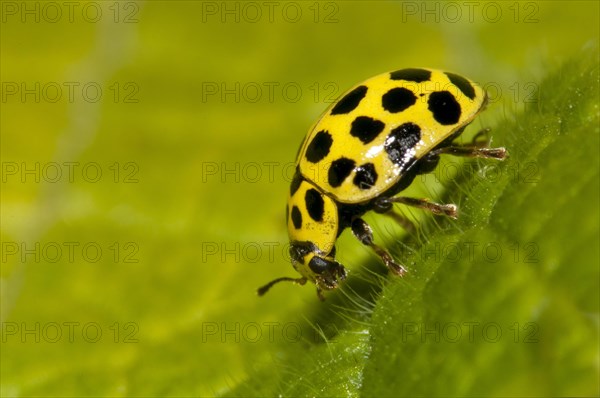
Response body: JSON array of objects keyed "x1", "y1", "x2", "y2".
[
  {"x1": 423, "y1": 125, "x2": 507, "y2": 159},
  {"x1": 430, "y1": 133, "x2": 508, "y2": 159},
  {"x1": 471, "y1": 127, "x2": 492, "y2": 147},
  {"x1": 373, "y1": 198, "x2": 416, "y2": 232},
  {"x1": 375, "y1": 196, "x2": 458, "y2": 219}
]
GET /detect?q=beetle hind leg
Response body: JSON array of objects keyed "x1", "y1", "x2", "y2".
[{"x1": 351, "y1": 217, "x2": 406, "y2": 276}]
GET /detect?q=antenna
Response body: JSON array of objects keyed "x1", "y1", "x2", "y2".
[{"x1": 257, "y1": 276, "x2": 307, "y2": 296}]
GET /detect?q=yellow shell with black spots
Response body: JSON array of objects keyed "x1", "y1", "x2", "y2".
[
  {"x1": 296, "y1": 68, "x2": 486, "y2": 204},
  {"x1": 287, "y1": 178, "x2": 338, "y2": 254}
]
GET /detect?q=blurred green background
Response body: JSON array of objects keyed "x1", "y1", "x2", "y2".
[{"x1": 1, "y1": 1, "x2": 599, "y2": 396}]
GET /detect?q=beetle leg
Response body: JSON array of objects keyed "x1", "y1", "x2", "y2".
[
  {"x1": 384, "y1": 211, "x2": 416, "y2": 233},
  {"x1": 315, "y1": 286, "x2": 326, "y2": 301},
  {"x1": 373, "y1": 200, "x2": 416, "y2": 232},
  {"x1": 377, "y1": 196, "x2": 458, "y2": 219},
  {"x1": 471, "y1": 127, "x2": 492, "y2": 147},
  {"x1": 431, "y1": 143, "x2": 508, "y2": 159},
  {"x1": 351, "y1": 217, "x2": 406, "y2": 276}
]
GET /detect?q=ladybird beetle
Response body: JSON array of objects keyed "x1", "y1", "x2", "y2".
[{"x1": 258, "y1": 68, "x2": 508, "y2": 300}]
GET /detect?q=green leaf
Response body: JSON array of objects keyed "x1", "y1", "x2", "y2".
[
  {"x1": 2, "y1": 3, "x2": 598, "y2": 395},
  {"x1": 233, "y1": 47, "x2": 600, "y2": 398}
]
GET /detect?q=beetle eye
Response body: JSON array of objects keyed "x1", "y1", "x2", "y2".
[{"x1": 308, "y1": 256, "x2": 331, "y2": 274}]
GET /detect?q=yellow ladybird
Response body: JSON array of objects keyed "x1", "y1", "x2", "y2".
[{"x1": 258, "y1": 68, "x2": 508, "y2": 300}]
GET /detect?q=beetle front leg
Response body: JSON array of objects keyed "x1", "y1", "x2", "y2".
[{"x1": 351, "y1": 217, "x2": 406, "y2": 276}]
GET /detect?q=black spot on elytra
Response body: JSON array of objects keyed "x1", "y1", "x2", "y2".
[
  {"x1": 350, "y1": 116, "x2": 385, "y2": 144},
  {"x1": 328, "y1": 157, "x2": 355, "y2": 187},
  {"x1": 305, "y1": 130, "x2": 333, "y2": 163},
  {"x1": 330, "y1": 85, "x2": 368, "y2": 115},
  {"x1": 385, "y1": 122, "x2": 422, "y2": 165},
  {"x1": 382, "y1": 87, "x2": 417, "y2": 113},
  {"x1": 428, "y1": 91, "x2": 461, "y2": 125},
  {"x1": 390, "y1": 68, "x2": 431, "y2": 83},
  {"x1": 446, "y1": 72, "x2": 476, "y2": 100},
  {"x1": 353, "y1": 163, "x2": 378, "y2": 190},
  {"x1": 290, "y1": 168, "x2": 303, "y2": 196},
  {"x1": 305, "y1": 188, "x2": 324, "y2": 222},
  {"x1": 291, "y1": 206, "x2": 302, "y2": 229}
]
